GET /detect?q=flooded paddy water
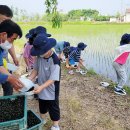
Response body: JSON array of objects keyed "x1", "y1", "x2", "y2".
[{"x1": 55, "y1": 33, "x2": 130, "y2": 86}]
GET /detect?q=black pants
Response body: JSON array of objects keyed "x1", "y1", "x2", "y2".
[
  {"x1": 2, "y1": 81, "x2": 13, "y2": 96},
  {"x1": 39, "y1": 99, "x2": 60, "y2": 121}
]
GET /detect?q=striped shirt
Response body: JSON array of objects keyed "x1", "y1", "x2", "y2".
[
  {"x1": 69, "y1": 47, "x2": 81, "y2": 62},
  {"x1": 63, "y1": 46, "x2": 76, "y2": 58}
]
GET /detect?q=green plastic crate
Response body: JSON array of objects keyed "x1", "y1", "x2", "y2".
[
  {"x1": 27, "y1": 110, "x2": 43, "y2": 130},
  {"x1": 0, "y1": 94, "x2": 27, "y2": 130}
]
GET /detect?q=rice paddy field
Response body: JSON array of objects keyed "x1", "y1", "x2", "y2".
[{"x1": 15, "y1": 21, "x2": 130, "y2": 86}]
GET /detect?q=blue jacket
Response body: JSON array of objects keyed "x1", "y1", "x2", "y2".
[
  {"x1": 0, "y1": 48, "x2": 8, "y2": 83},
  {"x1": 0, "y1": 73, "x2": 8, "y2": 83}
]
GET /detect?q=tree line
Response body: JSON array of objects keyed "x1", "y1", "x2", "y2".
[{"x1": 11, "y1": 6, "x2": 118, "y2": 22}]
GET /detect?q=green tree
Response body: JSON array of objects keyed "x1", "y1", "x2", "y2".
[
  {"x1": 95, "y1": 15, "x2": 110, "y2": 21},
  {"x1": 67, "y1": 9, "x2": 99, "y2": 21},
  {"x1": 45, "y1": 0, "x2": 62, "y2": 28}
]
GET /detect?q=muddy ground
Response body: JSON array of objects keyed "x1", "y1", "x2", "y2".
[
  {"x1": 28, "y1": 64, "x2": 130, "y2": 130},
  {"x1": 1, "y1": 63, "x2": 130, "y2": 130}
]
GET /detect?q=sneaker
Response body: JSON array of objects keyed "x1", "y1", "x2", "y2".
[
  {"x1": 114, "y1": 87, "x2": 126, "y2": 93},
  {"x1": 51, "y1": 126, "x2": 60, "y2": 130},
  {"x1": 80, "y1": 70, "x2": 87, "y2": 75},
  {"x1": 76, "y1": 69, "x2": 87, "y2": 75},
  {"x1": 122, "y1": 88, "x2": 126, "y2": 93},
  {"x1": 68, "y1": 70, "x2": 74, "y2": 75},
  {"x1": 114, "y1": 87, "x2": 126, "y2": 95}
]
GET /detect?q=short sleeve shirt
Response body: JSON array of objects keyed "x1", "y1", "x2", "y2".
[
  {"x1": 23, "y1": 42, "x2": 35, "y2": 68},
  {"x1": 54, "y1": 41, "x2": 64, "y2": 54},
  {"x1": 69, "y1": 48, "x2": 81, "y2": 62},
  {"x1": 34, "y1": 52, "x2": 60, "y2": 100}
]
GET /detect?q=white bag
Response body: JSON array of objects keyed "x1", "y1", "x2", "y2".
[{"x1": 19, "y1": 77, "x2": 34, "y2": 92}]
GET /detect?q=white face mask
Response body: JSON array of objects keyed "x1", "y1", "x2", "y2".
[{"x1": 0, "y1": 40, "x2": 12, "y2": 50}]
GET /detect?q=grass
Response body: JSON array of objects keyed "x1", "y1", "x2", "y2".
[
  {"x1": 14, "y1": 21, "x2": 130, "y2": 49},
  {"x1": 124, "y1": 86, "x2": 130, "y2": 95},
  {"x1": 87, "y1": 68, "x2": 97, "y2": 76}
]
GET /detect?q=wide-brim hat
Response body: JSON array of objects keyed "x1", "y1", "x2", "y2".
[
  {"x1": 63, "y1": 41, "x2": 70, "y2": 48},
  {"x1": 35, "y1": 26, "x2": 51, "y2": 37},
  {"x1": 26, "y1": 28, "x2": 36, "y2": 39},
  {"x1": 77, "y1": 42, "x2": 87, "y2": 50},
  {"x1": 31, "y1": 34, "x2": 56, "y2": 56}
]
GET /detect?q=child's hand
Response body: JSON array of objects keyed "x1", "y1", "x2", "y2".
[
  {"x1": 66, "y1": 64, "x2": 70, "y2": 69},
  {"x1": 33, "y1": 85, "x2": 43, "y2": 94},
  {"x1": 80, "y1": 59, "x2": 84, "y2": 62}
]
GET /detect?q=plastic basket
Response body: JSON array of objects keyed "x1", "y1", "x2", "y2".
[
  {"x1": 27, "y1": 110, "x2": 43, "y2": 130},
  {"x1": 0, "y1": 94, "x2": 27, "y2": 130}
]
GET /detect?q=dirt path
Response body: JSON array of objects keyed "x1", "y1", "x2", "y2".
[
  {"x1": 1, "y1": 64, "x2": 130, "y2": 130},
  {"x1": 58, "y1": 66, "x2": 130, "y2": 130}
]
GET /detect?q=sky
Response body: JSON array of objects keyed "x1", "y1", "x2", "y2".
[{"x1": 0, "y1": 0, "x2": 130, "y2": 15}]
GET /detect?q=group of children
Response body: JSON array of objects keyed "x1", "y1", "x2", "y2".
[
  {"x1": 22, "y1": 26, "x2": 87, "y2": 130},
  {"x1": 54, "y1": 40, "x2": 87, "y2": 75},
  {"x1": 22, "y1": 26, "x2": 130, "y2": 130},
  {"x1": 1, "y1": 4, "x2": 130, "y2": 130}
]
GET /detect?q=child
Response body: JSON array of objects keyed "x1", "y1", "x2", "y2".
[
  {"x1": 23, "y1": 33, "x2": 35, "y2": 72},
  {"x1": 23, "y1": 26, "x2": 51, "y2": 72},
  {"x1": 113, "y1": 33, "x2": 130, "y2": 95},
  {"x1": 28, "y1": 34, "x2": 60, "y2": 130},
  {"x1": 54, "y1": 41, "x2": 69, "y2": 61},
  {"x1": 63, "y1": 43, "x2": 76, "y2": 68},
  {"x1": 68, "y1": 42, "x2": 87, "y2": 75}
]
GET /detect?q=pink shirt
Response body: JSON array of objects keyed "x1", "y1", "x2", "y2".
[
  {"x1": 23, "y1": 42, "x2": 34, "y2": 68},
  {"x1": 114, "y1": 44, "x2": 130, "y2": 65}
]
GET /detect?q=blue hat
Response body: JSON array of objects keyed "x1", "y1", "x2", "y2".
[
  {"x1": 31, "y1": 34, "x2": 56, "y2": 56},
  {"x1": 25, "y1": 33, "x2": 30, "y2": 38},
  {"x1": 120, "y1": 33, "x2": 130, "y2": 45},
  {"x1": 26, "y1": 28, "x2": 36, "y2": 39},
  {"x1": 77, "y1": 42, "x2": 87, "y2": 50},
  {"x1": 63, "y1": 41, "x2": 70, "y2": 48},
  {"x1": 35, "y1": 26, "x2": 51, "y2": 37}
]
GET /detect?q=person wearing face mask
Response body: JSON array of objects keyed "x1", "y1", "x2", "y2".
[
  {"x1": 0, "y1": 5, "x2": 19, "y2": 66},
  {"x1": 0, "y1": 5, "x2": 19, "y2": 65},
  {"x1": 28, "y1": 34, "x2": 61, "y2": 130},
  {"x1": 0, "y1": 19, "x2": 24, "y2": 92},
  {"x1": 0, "y1": 5, "x2": 21, "y2": 95}
]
